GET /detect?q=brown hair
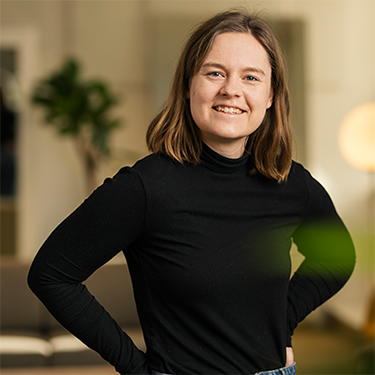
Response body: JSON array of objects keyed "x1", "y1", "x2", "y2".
[{"x1": 146, "y1": 10, "x2": 292, "y2": 182}]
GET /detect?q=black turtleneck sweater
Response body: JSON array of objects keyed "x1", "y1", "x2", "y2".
[{"x1": 28, "y1": 144, "x2": 355, "y2": 374}]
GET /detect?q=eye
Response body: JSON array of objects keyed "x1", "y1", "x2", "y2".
[
  {"x1": 208, "y1": 71, "x2": 223, "y2": 78},
  {"x1": 245, "y1": 75, "x2": 258, "y2": 82}
]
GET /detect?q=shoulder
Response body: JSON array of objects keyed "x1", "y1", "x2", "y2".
[
  {"x1": 91, "y1": 156, "x2": 169, "y2": 200},
  {"x1": 288, "y1": 161, "x2": 325, "y2": 193},
  {"x1": 288, "y1": 161, "x2": 337, "y2": 219},
  {"x1": 288, "y1": 160, "x2": 310, "y2": 180},
  {"x1": 131, "y1": 152, "x2": 191, "y2": 181},
  {"x1": 112, "y1": 153, "x2": 193, "y2": 200},
  {"x1": 108, "y1": 154, "x2": 175, "y2": 183},
  {"x1": 282, "y1": 161, "x2": 311, "y2": 196},
  {"x1": 132, "y1": 154, "x2": 173, "y2": 171},
  {"x1": 132, "y1": 153, "x2": 175, "y2": 171}
]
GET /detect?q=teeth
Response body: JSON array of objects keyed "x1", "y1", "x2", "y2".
[{"x1": 215, "y1": 106, "x2": 243, "y2": 114}]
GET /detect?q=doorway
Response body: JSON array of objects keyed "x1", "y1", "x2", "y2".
[{"x1": 1, "y1": 48, "x2": 18, "y2": 256}]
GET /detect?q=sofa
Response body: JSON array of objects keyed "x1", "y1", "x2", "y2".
[{"x1": 0, "y1": 258, "x2": 145, "y2": 368}]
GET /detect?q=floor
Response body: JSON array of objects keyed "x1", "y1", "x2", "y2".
[{"x1": 1, "y1": 319, "x2": 374, "y2": 375}]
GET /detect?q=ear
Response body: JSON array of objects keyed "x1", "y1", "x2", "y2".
[{"x1": 266, "y1": 88, "x2": 274, "y2": 109}]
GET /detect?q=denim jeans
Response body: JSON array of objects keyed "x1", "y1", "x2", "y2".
[
  {"x1": 152, "y1": 362, "x2": 297, "y2": 375},
  {"x1": 255, "y1": 362, "x2": 296, "y2": 375}
]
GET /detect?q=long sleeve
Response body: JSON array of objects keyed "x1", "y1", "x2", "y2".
[
  {"x1": 287, "y1": 170, "x2": 356, "y2": 345},
  {"x1": 28, "y1": 167, "x2": 151, "y2": 374}
]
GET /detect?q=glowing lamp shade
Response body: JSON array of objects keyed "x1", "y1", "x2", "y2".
[{"x1": 339, "y1": 102, "x2": 375, "y2": 172}]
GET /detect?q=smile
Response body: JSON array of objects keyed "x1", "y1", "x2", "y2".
[{"x1": 213, "y1": 106, "x2": 244, "y2": 115}]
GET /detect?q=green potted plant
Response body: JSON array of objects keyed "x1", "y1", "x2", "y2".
[{"x1": 32, "y1": 58, "x2": 121, "y2": 193}]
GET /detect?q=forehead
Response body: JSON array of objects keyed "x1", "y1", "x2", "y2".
[{"x1": 201, "y1": 32, "x2": 271, "y2": 72}]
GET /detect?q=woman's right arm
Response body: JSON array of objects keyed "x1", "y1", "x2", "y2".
[{"x1": 28, "y1": 167, "x2": 151, "y2": 374}]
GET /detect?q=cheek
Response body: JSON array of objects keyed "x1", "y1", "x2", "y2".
[
  {"x1": 190, "y1": 85, "x2": 204, "y2": 102},
  {"x1": 189, "y1": 91, "x2": 200, "y2": 123},
  {"x1": 190, "y1": 78, "x2": 213, "y2": 103},
  {"x1": 247, "y1": 89, "x2": 273, "y2": 110},
  {"x1": 190, "y1": 88, "x2": 209, "y2": 115}
]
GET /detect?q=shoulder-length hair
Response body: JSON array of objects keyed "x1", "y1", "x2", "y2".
[{"x1": 146, "y1": 10, "x2": 292, "y2": 182}]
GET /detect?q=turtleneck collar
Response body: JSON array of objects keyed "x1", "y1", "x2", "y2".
[{"x1": 200, "y1": 142, "x2": 250, "y2": 174}]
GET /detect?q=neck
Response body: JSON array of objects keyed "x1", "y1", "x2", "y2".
[{"x1": 201, "y1": 139, "x2": 246, "y2": 159}]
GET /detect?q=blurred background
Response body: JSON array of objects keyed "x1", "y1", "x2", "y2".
[{"x1": 0, "y1": 0, "x2": 374, "y2": 374}]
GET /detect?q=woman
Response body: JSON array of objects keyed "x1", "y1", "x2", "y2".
[{"x1": 28, "y1": 10, "x2": 355, "y2": 375}]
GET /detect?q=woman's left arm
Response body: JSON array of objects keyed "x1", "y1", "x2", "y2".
[{"x1": 287, "y1": 170, "x2": 356, "y2": 346}]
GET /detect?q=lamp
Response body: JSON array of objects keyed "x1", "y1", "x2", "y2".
[
  {"x1": 339, "y1": 102, "x2": 375, "y2": 342},
  {"x1": 339, "y1": 102, "x2": 375, "y2": 172}
]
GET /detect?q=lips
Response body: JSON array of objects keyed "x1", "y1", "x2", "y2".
[{"x1": 213, "y1": 106, "x2": 244, "y2": 114}]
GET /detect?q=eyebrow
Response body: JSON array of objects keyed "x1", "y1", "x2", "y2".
[{"x1": 201, "y1": 62, "x2": 266, "y2": 76}]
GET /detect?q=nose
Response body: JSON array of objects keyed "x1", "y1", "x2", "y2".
[{"x1": 220, "y1": 77, "x2": 242, "y2": 97}]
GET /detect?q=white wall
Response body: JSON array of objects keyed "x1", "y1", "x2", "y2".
[{"x1": 1, "y1": 0, "x2": 374, "y2": 330}]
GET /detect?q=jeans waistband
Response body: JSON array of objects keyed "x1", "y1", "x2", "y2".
[{"x1": 152, "y1": 362, "x2": 297, "y2": 375}]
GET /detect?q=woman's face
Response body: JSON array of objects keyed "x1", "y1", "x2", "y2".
[{"x1": 187, "y1": 32, "x2": 273, "y2": 158}]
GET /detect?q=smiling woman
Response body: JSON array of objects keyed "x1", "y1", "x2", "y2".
[
  {"x1": 187, "y1": 32, "x2": 273, "y2": 158},
  {"x1": 28, "y1": 9, "x2": 355, "y2": 375},
  {"x1": 147, "y1": 10, "x2": 292, "y2": 182}
]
